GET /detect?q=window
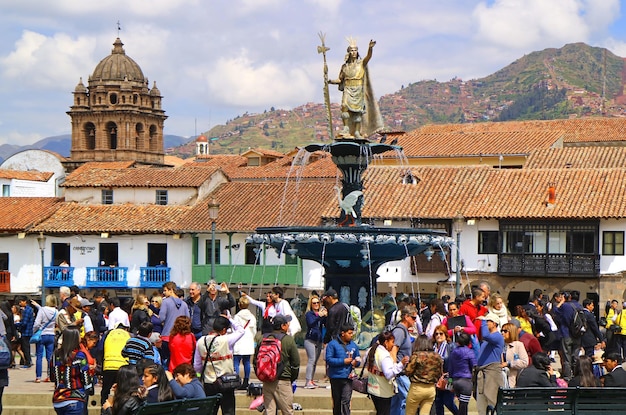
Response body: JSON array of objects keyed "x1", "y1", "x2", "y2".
[
  {"x1": 156, "y1": 190, "x2": 168, "y2": 205},
  {"x1": 245, "y1": 243, "x2": 260, "y2": 265},
  {"x1": 478, "y1": 231, "x2": 498, "y2": 254},
  {"x1": 206, "y1": 239, "x2": 221, "y2": 265},
  {"x1": 2, "y1": 185, "x2": 9, "y2": 197},
  {"x1": 603, "y1": 231, "x2": 624, "y2": 256},
  {"x1": 0, "y1": 253, "x2": 8, "y2": 270},
  {"x1": 569, "y1": 227, "x2": 596, "y2": 254},
  {"x1": 102, "y1": 189, "x2": 113, "y2": 204},
  {"x1": 285, "y1": 253, "x2": 298, "y2": 265}
]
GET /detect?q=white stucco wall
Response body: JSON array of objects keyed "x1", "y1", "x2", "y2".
[
  {"x1": 0, "y1": 149, "x2": 66, "y2": 197},
  {"x1": 600, "y1": 219, "x2": 626, "y2": 274},
  {"x1": 65, "y1": 187, "x2": 199, "y2": 205}
]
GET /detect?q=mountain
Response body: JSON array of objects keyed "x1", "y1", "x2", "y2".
[
  {"x1": 0, "y1": 134, "x2": 189, "y2": 164},
  {"x1": 190, "y1": 42, "x2": 626, "y2": 155}
]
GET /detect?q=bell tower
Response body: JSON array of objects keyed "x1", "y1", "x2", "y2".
[{"x1": 66, "y1": 38, "x2": 168, "y2": 169}]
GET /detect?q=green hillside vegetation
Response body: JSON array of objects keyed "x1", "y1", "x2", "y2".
[{"x1": 171, "y1": 43, "x2": 626, "y2": 157}]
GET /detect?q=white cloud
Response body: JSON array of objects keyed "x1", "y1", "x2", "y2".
[{"x1": 206, "y1": 50, "x2": 316, "y2": 108}]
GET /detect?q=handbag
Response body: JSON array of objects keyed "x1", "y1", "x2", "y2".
[
  {"x1": 436, "y1": 373, "x2": 453, "y2": 391},
  {"x1": 350, "y1": 363, "x2": 368, "y2": 394},
  {"x1": 202, "y1": 336, "x2": 241, "y2": 391},
  {"x1": 30, "y1": 311, "x2": 57, "y2": 344}
]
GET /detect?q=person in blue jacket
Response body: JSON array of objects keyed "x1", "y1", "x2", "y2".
[{"x1": 325, "y1": 323, "x2": 361, "y2": 415}]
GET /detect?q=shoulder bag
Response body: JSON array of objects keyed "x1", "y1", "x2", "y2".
[
  {"x1": 202, "y1": 335, "x2": 241, "y2": 391},
  {"x1": 30, "y1": 310, "x2": 57, "y2": 344},
  {"x1": 351, "y1": 358, "x2": 368, "y2": 394}
]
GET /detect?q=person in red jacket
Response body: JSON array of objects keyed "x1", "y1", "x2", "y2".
[{"x1": 459, "y1": 288, "x2": 488, "y2": 340}]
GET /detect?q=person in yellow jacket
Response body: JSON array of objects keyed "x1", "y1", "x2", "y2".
[{"x1": 100, "y1": 323, "x2": 130, "y2": 406}]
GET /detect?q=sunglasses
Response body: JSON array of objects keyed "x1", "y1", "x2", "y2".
[
  {"x1": 312, "y1": 301, "x2": 319, "y2": 304},
  {"x1": 501, "y1": 329, "x2": 509, "y2": 333},
  {"x1": 435, "y1": 332, "x2": 445, "y2": 336},
  {"x1": 408, "y1": 315, "x2": 418, "y2": 320}
]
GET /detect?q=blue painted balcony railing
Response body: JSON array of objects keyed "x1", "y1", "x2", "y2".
[
  {"x1": 43, "y1": 266, "x2": 75, "y2": 288},
  {"x1": 140, "y1": 267, "x2": 171, "y2": 288},
  {"x1": 85, "y1": 266, "x2": 128, "y2": 288}
]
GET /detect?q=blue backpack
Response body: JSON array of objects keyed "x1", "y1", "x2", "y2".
[{"x1": 0, "y1": 336, "x2": 11, "y2": 369}]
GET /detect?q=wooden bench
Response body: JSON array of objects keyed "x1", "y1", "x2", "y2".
[
  {"x1": 135, "y1": 394, "x2": 222, "y2": 415},
  {"x1": 488, "y1": 387, "x2": 626, "y2": 415}
]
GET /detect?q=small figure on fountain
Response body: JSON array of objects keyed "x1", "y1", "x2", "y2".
[{"x1": 329, "y1": 37, "x2": 383, "y2": 139}]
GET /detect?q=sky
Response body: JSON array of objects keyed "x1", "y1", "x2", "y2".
[{"x1": 1, "y1": 0, "x2": 626, "y2": 146}]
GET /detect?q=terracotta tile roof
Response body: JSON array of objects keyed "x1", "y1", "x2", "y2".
[
  {"x1": 0, "y1": 197, "x2": 63, "y2": 232},
  {"x1": 397, "y1": 130, "x2": 563, "y2": 158},
  {"x1": 241, "y1": 148, "x2": 285, "y2": 158},
  {"x1": 418, "y1": 117, "x2": 626, "y2": 144},
  {"x1": 63, "y1": 164, "x2": 221, "y2": 188},
  {"x1": 32, "y1": 203, "x2": 192, "y2": 234},
  {"x1": 319, "y1": 166, "x2": 626, "y2": 220},
  {"x1": 189, "y1": 155, "x2": 249, "y2": 177},
  {"x1": 0, "y1": 169, "x2": 53, "y2": 181},
  {"x1": 525, "y1": 147, "x2": 626, "y2": 169},
  {"x1": 177, "y1": 181, "x2": 336, "y2": 232}
]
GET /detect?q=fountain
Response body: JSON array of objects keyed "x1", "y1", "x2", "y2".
[{"x1": 247, "y1": 35, "x2": 453, "y2": 310}]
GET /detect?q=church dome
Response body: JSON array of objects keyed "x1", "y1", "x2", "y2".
[
  {"x1": 74, "y1": 77, "x2": 87, "y2": 93},
  {"x1": 149, "y1": 81, "x2": 161, "y2": 96},
  {"x1": 196, "y1": 135, "x2": 208, "y2": 143},
  {"x1": 91, "y1": 38, "x2": 146, "y2": 83}
]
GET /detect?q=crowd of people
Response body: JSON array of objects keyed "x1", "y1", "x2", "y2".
[{"x1": 4, "y1": 280, "x2": 626, "y2": 415}]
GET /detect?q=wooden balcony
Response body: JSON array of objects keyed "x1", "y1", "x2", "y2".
[
  {"x1": 498, "y1": 253, "x2": 599, "y2": 277},
  {"x1": 43, "y1": 266, "x2": 75, "y2": 288},
  {"x1": 85, "y1": 266, "x2": 128, "y2": 288},
  {"x1": 0, "y1": 271, "x2": 9, "y2": 292},
  {"x1": 140, "y1": 267, "x2": 171, "y2": 288}
]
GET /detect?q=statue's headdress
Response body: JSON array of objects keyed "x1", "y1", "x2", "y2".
[{"x1": 345, "y1": 36, "x2": 359, "y2": 59}]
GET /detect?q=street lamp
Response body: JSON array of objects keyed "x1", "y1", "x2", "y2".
[
  {"x1": 454, "y1": 213, "x2": 464, "y2": 297},
  {"x1": 36, "y1": 232, "x2": 47, "y2": 304},
  {"x1": 208, "y1": 198, "x2": 220, "y2": 280}
]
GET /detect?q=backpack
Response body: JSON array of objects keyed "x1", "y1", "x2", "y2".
[
  {"x1": 255, "y1": 333, "x2": 285, "y2": 382},
  {"x1": 0, "y1": 336, "x2": 11, "y2": 369},
  {"x1": 570, "y1": 308, "x2": 587, "y2": 338},
  {"x1": 343, "y1": 303, "x2": 357, "y2": 331}
]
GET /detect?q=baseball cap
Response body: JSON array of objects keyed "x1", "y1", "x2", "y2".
[
  {"x1": 483, "y1": 312, "x2": 499, "y2": 325},
  {"x1": 272, "y1": 314, "x2": 292, "y2": 328},
  {"x1": 149, "y1": 332, "x2": 162, "y2": 344},
  {"x1": 79, "y1": 298, "x2": 94, "y2": 307},
  {"x1": 509, "y1": 318, "x2": 521, "y2": 329},
  {"x1": 322, "y1": 289, "x2": 338, "y2": 299}
]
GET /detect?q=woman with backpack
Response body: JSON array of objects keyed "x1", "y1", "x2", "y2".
[{"x1": 52, "y1": 327, "x2": 93, "y2": 415}]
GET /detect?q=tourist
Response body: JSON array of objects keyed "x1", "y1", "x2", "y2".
[
  {"x1": 424, "y1": 299, "x2": 447, "y2": 339},
  {"x1": 442, "y1": 301, "x2": 475, "y2": 339},
  {"x1": 243, "y1": 291, "x2": 275, "y2": 333},
  {"x1": 516, "y1": 352, "x2": 558, "y2": 387},
  {"x1": 184, "y1": 282, "x2": 204, "y2": 339},
  {"x1": 33, "y1": 294, "x2": 57, "y2": 382},
  {"x1": 100, "y1": 322, "x2": 131, "y2": 405},
  {"x1": 16, "y1": 295, "x2": 35, "y2": 368},
  {"x1": 581, "y1": 299, "x2": 604, "y2": 358},
  {"x1": 389, "y1": 306, "x2": 418, "y2": 414},
  {"x1": 160, "y1": 282, "x2": 189, "y2": 365},
  {"x1": 568, "y1": 355, "x2": 600, "y2": 387},
  {"x1": 487, "y1": 293, "x2": 510, "y2": 327},
  {"x1": 10, "y1": 304, "x2": 24, "y2": 368},
  {"x1": 459, "y1": 287, "x2": 488, "y2": 339},
  {"x1": 142, "y1": 362, "x2": 175, "y2": 403},
  {"x1": 166, "y1": 363, "x2": 205, "y2": 399},
  {"x1": 500, "y1": 322, "x2": 528, "y2": 387},
  {"x1": 269, "y1": 286, "x2": 301, "y2": 336},
  {"x1": 432, "y1": 324, "x2": 459, "y2": 415},
  {"x1": 254, "y1": 315, "x2": 299, "y2": 415},
  {"x1": 56, "y1": 297, "x2": 84, "y2": 336},
  {"x1": 326, "y1": 323, "x2": 361, "y2": 415},
  {"x1": 303, "y1": 294, "x2": 326, "y2": 389},
  {"x1": 129, "y1": 295, "x2": 151, "y2": 336},
  {"x1": 198, "y1": 280, "x2": 236, "y2": 335},
  {"x1": 52, "y1": 328, "x2": 93, "y2": 415},
  {"x1": 554, "y1": 290, "x2": 584, "y2": 380},
  {"x1": 602, "y1": 352, "x2": 626, "y2": 386},
  {"x1": 101, "y1": 365, "x2": 146, "y2": 415},
  {"x1": 366, "y1": 330, "x2": 408, "y2": 415},
  {"x1": 323, "y1": 289, "x2": 350, "y2": 345},
  {"x1": 448, "y1": 333, "x2": 475, "y2": 415},
  {"x1": 329, "y1": 38, "x2": 382, "y2": 139},
  {"x1": 0, "y1": 305, "x2": 11, "y2": 414},
  {"x1": 474, "y1": 312, "x2": 505, "y2": 415},
  {"x1": 233, "y1": 295, "x2": 257, "y2": 390},
  {"x1": 404, "y1": 335, "x2": 443, "y2": 415},
  {"x1": 195, "y1": 315, "x2": 244, "y2": 415},
  {"x1": 167, "y1": 316, "x2": 196, "y2": 372},
  {"x1": 121, "y1": 321, "x2": 155, "y2": 369},
  {"x1": 148, "y1": 296, "x2": 163, "y2": 334}
]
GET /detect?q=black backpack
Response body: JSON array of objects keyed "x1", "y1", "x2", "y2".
[{"x1": 570, "y1": 308, "x2": 587, "y2": 338}]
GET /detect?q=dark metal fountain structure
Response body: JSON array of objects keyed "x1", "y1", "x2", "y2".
[{"x1": 249, "y1": 138, "x2": 453, "y2": 309}]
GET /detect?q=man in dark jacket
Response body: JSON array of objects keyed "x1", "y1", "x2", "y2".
[
  {"x1": 198, "y1": 280, "x2": 236, "y2": 335},
  {"x1": 322, "y1": 289, "x2": 349, "y2": 345},
  {"x1": 579, "y1": 299, "x2": 603, "y2": 358},
  {"x1": 603, "y1": 352, "x2": 626, "y2": 386}
]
